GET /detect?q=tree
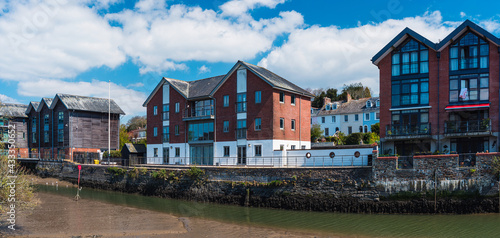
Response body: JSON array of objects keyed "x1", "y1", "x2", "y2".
[
  {"x1": 339, "y1": 83, "x2": 372, "y2": 100},
  {"x1": 126, "y1": 116, "x2": 147, "y2": 131},
  {"x1": 119, "y1": 124, "x2": 130, "y2": 150},
  {"x1": 371, "y1": 123, "x2": 380, "y2": 136},
  {"x1": 311, "y1": 124, "x2": 324, "y2": 142},
  {"x1": 311, "y1": 91, "x2": 326, "y2": 108},
  {"x1": 325, "y1": 88, "x2": 339, "y2": 101}
]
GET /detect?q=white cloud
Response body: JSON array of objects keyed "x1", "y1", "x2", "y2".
[
  {"x1": 198, "y1": 65, "x2": 210, "y2": 74},
  {"x1": 220, "y1": 0, "x2": 285, "y2": 17},
  {"x1": 17, "y1": 79, "x2": 147, "y2": 116},
  {"x1": 0, "y1": 94, "x2": 20, "y2": 104},
  {"x1": 107, "y1": 3, "x2": 303, "y2": 74},
  {"x1": 134, "y1": 0, "x2": 166, "y2": 12},
  {"x1": 259, "y1": 11, "x2": 467, "y2": 96},
  {"x1": 0, "y1": 0, "x2": 126, "y2": 81},
  {"x1": 460, "y1": 12, "x2": 466, "y2": 18}
]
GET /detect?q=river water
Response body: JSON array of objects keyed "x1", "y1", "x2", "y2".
[{"x1": 38, "y1": 185, "x2": 500, "y2": 238}]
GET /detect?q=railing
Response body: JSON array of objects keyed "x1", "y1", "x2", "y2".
[
  {"x1": 183, "y1": 106, "x2": 215, "y2": 119},
  {"x1": 397, "y1": 156, "x2": 413, "y2": 169},
  {"x1": 386, "y1": 123, "x2": 431, "y2": 137},
  {"x1": 236, "y1": 128, "x2": 247, "y2": 139},
  {"x1": 235, "y1": 101, "x2": 247, "y2": 113},
  {"x1": 444, "y1": 119, "x2": 491, "y2": 134},
  {"x1": 140, "y1": 155, "x2": 371, "y2": 168},
  {"x1": 458, "y1": 153, "x2": 476, "y2": 167}
]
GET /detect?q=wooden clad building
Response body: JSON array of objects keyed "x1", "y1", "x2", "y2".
[{"x1": 0, "y1": 103, "x2": 29, "y2": 157}]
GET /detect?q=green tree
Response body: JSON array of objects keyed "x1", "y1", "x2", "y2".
[
  {"x1": 310, "y1": 123, "x2": 324, "y2": 142},
  {"x1": 126, "y1": 116, "x2": 147, "y2": 131},
  {"x1": 371, "y1": 122, "x2": 380, "y2": 136},
  {"x1": 325, "y1": 88, "x2": 339, "y2": 101},
  {"x1": 311, "y1": 91, "x2": 326, "y2": 108},
  {"x1": 339, "y1": 83, "x2": 372, "y2": 100},
  {"x1": 119, "y1": 124, "x2": 130, "y2": 150}
]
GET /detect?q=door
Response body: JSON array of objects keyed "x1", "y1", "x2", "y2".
[
  {"x1": 237, "y1": 146, "x2": 246, "y2": 165},
  {"x1": 163, "y1": 148, "x2": 169, "y2": 164}
]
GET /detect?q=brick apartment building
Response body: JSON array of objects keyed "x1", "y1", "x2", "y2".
[
  {"x1": 143, "y1": 61, "x2": 314, "y2": 165},
  {"x1": 372, "y1": 20, "x2": 499, "y2": 156},
  {"x1": 0, "y1": 103, "x2": 29, "y2": 157},
  {"x1": 25, "y1": 94, "x2": 125, "y2": 160}
]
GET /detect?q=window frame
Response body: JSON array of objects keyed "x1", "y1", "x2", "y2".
[
  {"x1": 291, "y1": 119, "x2": 296, "y2": 131},
  {"x1": 174, "y1": 125, "x2": 179, "y2": 135},
  {"x1": 175, "y1": 102, "x2": 180, "y2": 113},
  {"x1": 153, "y1": 106, "x2": 158, "y2": 115},
  {"x1": 255, "y1": 91, "x2": 261, "y2": 104},
  {"x1": 223, "y1": 120, "x2": 229, "y2": 133},
  {"x1": 236, "y1": 93, "x2": 247, "y2": 113},
  {"x1": 255, "y1": 145, "x2": 262, "y2": 157},
  {"x1": 279, "y1": 118, "x2": 284, "y2": 130},
  {"x1": 449, "y1": 74, "x2": 489, "y2": 103},
  {"x1": 153, "y1": 127, "x2": 158, "y2": 137},
  {"x1": 291, "y1": 94, "x2": 296, "y2": 105},
  {"x1": 223, "y1": 146, "x2": 230, "y2": 157},
  {"x1": 344, "y1": 115, "x2": 348, "y2": 122},
  {"x1": 391, "y1": 38, "x2": 429, "y2": 76},
  {"x1": 449, "y1": 31, "x2": 489, "y2": 71},
  {"x1": 223, "y1": 95, "x2": 229, "y2": 107},
  {"x1": 163, "y1": 104, "x2": 169, "y2": 120},
  {"x1": 279, "y1": 92, "x2": 285, "y2": 103},
  {"x1": 175, "y1": 147, "x2": 180, "y2": 157},
  {"x1": 255, "y1": 118, "x2": 261, "y2": 131}
]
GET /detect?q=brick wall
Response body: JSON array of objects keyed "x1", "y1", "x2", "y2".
[
  {"x1": 146, "y1": 84, "x2": 163, "y2": 145},
  {"x1": 378, "y1": 55, "x2": 392, "y2": 138},
  {"x1": 214, "y1": 71, "x2": 237, "y2": 142},
  {"x1": 169, "y1": 86, "x2": 186, "y2": 144}
]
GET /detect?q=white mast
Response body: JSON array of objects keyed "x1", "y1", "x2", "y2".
[{"x1": 108, "y1": 80, "x2": 111, "y2": 165}]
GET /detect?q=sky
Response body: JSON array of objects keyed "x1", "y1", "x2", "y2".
[{"x1": 1, "y1": 0, "x2": 500, "y2": 122}]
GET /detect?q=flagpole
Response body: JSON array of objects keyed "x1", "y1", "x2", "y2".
[{"x1": 108, "y1": 80, "x2": 111, "y2": 165}]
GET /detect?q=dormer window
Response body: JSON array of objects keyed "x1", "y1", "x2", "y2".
[
  {"x1": 332, "y1": 104, "x2": 337, "y2": 110},
  {"x1": 376, "y1": 100, "x2": 380, "y2": 107},
  {"x1": 392, "y1": 39, "x2": 428, "y2": 76},
  {"x1": 366, "y1": 101, "x2": 372, "y2": 108},
  {"x1": 325, "y1": 105, "x2": 330, "y2": 110}
]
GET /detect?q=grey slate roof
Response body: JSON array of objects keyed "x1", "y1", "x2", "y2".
[
  {"x1": 0, "y1": 103, "x2": 28, "y2": 118},
  {"x1": 317, "y1": 97, "x2": 379, "y2": 116},
  {"x1": 26, "y1": 101, "x2": 40, "y2": 114},
  {"x1": 164, "y1": 75, "x2": 225, "y2": 99},
  {"x1": 54, "y1": 94, "x2": 125, "y2": 115},
  {"x1": 240, "y1": 61, "x2": 314, "y2": 97},
  {"x1": 124, "y1": 143, "x2": 146, "y2": 154}
]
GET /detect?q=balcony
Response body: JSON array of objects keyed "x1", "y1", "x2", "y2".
[
  {"x1": 182, "y1": 106, "x2": 215, "y2": 121},
  {"x1": 444, "y1": 119, "x2": 491, "y2": 138},
  {"x1": 385, "y1": 123, "x2": 432, "y2": 140}
]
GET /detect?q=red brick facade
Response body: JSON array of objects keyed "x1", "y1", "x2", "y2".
[{"x1": 146, "y1": 85, "x2": 162, "y2": 145}]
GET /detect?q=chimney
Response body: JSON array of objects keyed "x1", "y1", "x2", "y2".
[
  {"x1": 346, "y1": 93, "x2": 352, "y2": 103},
  {"x1": 323, "y1": 97, "x2": 331, "y2": 106}
]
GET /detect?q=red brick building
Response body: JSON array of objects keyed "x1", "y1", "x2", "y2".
[
  {"x1": 143, "y1": 61, "x2": 314, "y2": 165},
  {"x1": 372, "y1": 20, "x2": 499, "y2": 156}
]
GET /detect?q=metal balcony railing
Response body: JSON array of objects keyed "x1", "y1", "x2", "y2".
[
  {"x1": 183, "y1": 106, "x2": 215, "y2": 119},
  {"x1": 444, "y1": 119, "x2": 491, "y2": 134},
  {"x1": 386, "y1": 123, "x2": 431, "y2": 137}
]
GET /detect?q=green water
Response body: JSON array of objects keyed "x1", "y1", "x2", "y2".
[{"x1": 38, "y1": 185, "x2": 500, "y2": 238}]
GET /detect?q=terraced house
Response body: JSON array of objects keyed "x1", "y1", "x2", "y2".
[
  {"x1": 143, "y1": 61, "x2": 314, "y2": 165},
  {"x1": 0, "y1": 103, "x2": 28, "y2": 157},
  {"x1": 372, "y1": 20, "x2": 499, "y2": 156}
]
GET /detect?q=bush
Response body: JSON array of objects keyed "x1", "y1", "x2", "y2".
[
  {"x1": 151, "y1": 169, "x2": 168, "y2": 180},
  {"x1": 128, "y1": 167, "x2": 140, "y2": 179},
  {"x1": 185, "y1": 166, "x2": 205, "y2": 180},
  {"x1": 107, "y1": 167, "x2": 126, "y2": 176},
  {"x1": 0, "y1": 155, "x2": 39, "y2": 213},
  {"x1": 345, "y1": 133, "x2": 363, "y2": 145},
  {"x1": 103, "y1": 150, "x2": 122, "y2": 158}
]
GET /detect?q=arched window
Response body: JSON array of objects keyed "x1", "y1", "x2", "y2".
[
  {"x1": 359, "y1": 126, "x2": 363, "y2": 133},
  {"x1": 364, "y1": 125, "x2": 368, "y2": 133},
  {"x1": 335, "y1": 127, "x2": 339, "y2": 132}
]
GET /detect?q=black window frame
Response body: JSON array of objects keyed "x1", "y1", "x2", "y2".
[
  {"x1": 291, "y1": 94, "x2": 296, "y2": 105},
  {"x1": 223, "y1": 146, "x2": 230, "y2": 157},
  {"x1": 279, "y1": 118, "x2": 284, "y2": 130},
  {"x1": 391, "y1": 78, "x2": 429, "y2": 107},
  {"x1": 163, "y1": 126, "x2": 169, "y2": 143},
  {"x1": 449, "y1": 31, "x2": 489, "y2": 71},
  {"x1": 255, "y1": 118, "x2": 261, "y2": 131},
  {"x1": 223, "y1": 120, "x2": 229, "y2": 132},
  {"x1": 279, "y1": 91, "x2": 284, "y2": 103},
  {"x1": 163, "y1": 104, "x2": 169, "y2": 120},
  {"x1": 291, "y1": 119, "x2": 295, "y2": 131},
  {"x1": 449, "y1": 74, "x2": 489, "y2": 103},
  {"x1": 255, "y1": 145, "x2": 262, "y2": 157},
  {"x1": 392, "y1": 38, "x2": 429, "y2": 76},
  {"x1": 236, "y1": 93, "x2": 247, "y2": 113}
]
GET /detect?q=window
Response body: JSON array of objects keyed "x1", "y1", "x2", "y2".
[
  {"x1": 355, "y1": 114, "x2": 359, "y2": 121},
  {"x1": 450, "y1": 32, "x2": 489, "y2": 71},
  {"x1": 255, "y1": 91, "x2": 261, "y2": 104},
  {"x1": 291, "y1": 119, "x2": 296, "y2": 131},
  {"x1": 193, "y1": 99, "x2": 214, "y2": 117},
  {"x1": 236, "y1": 120, "x2": 246, "y2": 139},
  {"x1": 291, "y1": 95, "x2": 296, "y2": 105},
  {"x1": 44, "y1": 131, "x2": 49, "y2": 143},
  {"x1": 279, "y1": 92, "x2": 284, "y2": 103},
  {"x1": 392, "y1": 39, "x2": 428, "y2": 76},
  {"x1": 236, "y1": 93, "x2": 247, "y2": 112},
  {"x1": 336, "y1": 127, "x2": 339, "y2": 132},
  {"x1": 391, "y1": 78, "x2": 429, "y2": 107},
  {"x1": 255, "y1": 145, "x2": 262, "y2": 156},
  {"x1": 175, "y1": 125, "x2": 179, "y2": 135},
  {"x1": 224, "y1": 146, "x2": 230, "y2": 157},
  {"x1": 32, "y1": 117, "x2": 36, "y2": 132},
  {"x1": 223, "y1": 95, "x2": 229, "y2": 107},
  {"x1": 344, "y1": 115, "x2": 348, "y2": 122},
  {"x1": 163, "y1": 126, "x2": 169, "y2": 142},
  {"x1": 255, "y1": 118, "x2": 261, "y2": 131},
  {"x1": 376, "y1": 100, "x2": 380, "y2": 107},
  {"x1": 44, "y1": 114, "x2": 49, "y2": 131},
  {"x1": 348, "y1": 126, "x2": 352, "y2": 134},
  {"x1": 449, "y1": 74, "x2": 489, "y2": 102},
  {"x1": 153, "y1": 106, "x2": 158, "y2": 115},
  {"x1": 175, "y1": 102, "x2": 180, "y2": 113},
  {"x1": 359, "y1": 126, "x2": 363, "y2": 133},
  {"x1": 153, "y1": 127, "x2": 158, "y2": 137},
  {"x1": 175, "y1": 147, "x2": 180, "y2": 157},
  {"x1": 32, "y1": 132, "x2": 36, "y2": 143},
  {"x1": 291, "y1": 145, "x2": 296, "y2": 150},
  {"x1": 154, "y1": 148, "x2": 158, "y2": 157},
  {"x1": 279, "y1": 118, "x2": 284, "y2": 130},
  {"x1": 188, "y1": 122, "x2": 214, "y2": 141},
  {"x1": 366, "y1": 101, "x2": 372, "y2": 108},
  {"x1": 376, "y1": 112, "x2": 380, "y2": 120},
  {"x1": 280, "y1": 144, "x2": 284, "y2": 151},
  {"x1": 163, "y1": 104, "x2": 169, "y2": 120},
  {"x1": 301, "y1": 145, "x2": 306, "y2": 149},
  {"x1": 364, "y1": 125, "x2": 368, "y2": 133},
  {"x1": 325, "y1": 128, "x2": 329, "y2": 136},
  {"x1": 223, "y1": 121, "x2": 229, "y2": 132},
  {"x1": 58, "y1": 112, "x2": 64, "y2": 143},
  {"x1": 332, "y1": 116, "x2": 336, "y2": 123},
  {"x1": 365, "y1": 113, "x2": 370, "y2": 121},
  {"x1": 321, "y1": 117, "x2": 325, "y2": 123},
  {"x1": 332, "y1": 104, "x2": 337, "y2": 110}
]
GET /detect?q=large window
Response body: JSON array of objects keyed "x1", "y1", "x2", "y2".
[
  {"x1": 188, "y1": 122, "x2": 214, "y2": 141},
  {"x1": 223, "y1": 95, "x2": 229, "y2": 107},
  {"x1": 58, "y1": 112, "x2": 64, "y2": 143},
  {"x1": 450, "y1": 32, "x2": 489, "y2": 71},
  {"x1": 391, "y1": 78, "x2": 429, "y2": 107},
  {"x1": 193, "y1": 99, "x2": 214, "y2": 117},
  {"x1": 449, "y1": 74, "x2": 489, "y2": 103},
  {"x1": 44, "y1": 114, "x2": 49, "y2": 131},
  {"x1": 255, "y1": 91, "x2": 261, "y2": 104},
  {"x1": 392, "y1": 39, "x2": 428, "y2": 76},
  {"x1": 255, "y1": 118, "x2": 261, "y2": 131},
  {"x1": 236, "y1": 120, "x2": 246, "y2": 139},
  {"x1": 163, "y1": 126, "x2": 169, "y2": 143},
  {"x1": 163, "y1": 104, "x2": 169, "y2": 120},
  {"x1": 236, "y1": 93, "x2": 247, "y2": 113}
]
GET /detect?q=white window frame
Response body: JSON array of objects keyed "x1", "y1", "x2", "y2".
[
  {"x1": 291, "y1": 119, "x2": 296, "y2": 131},
  {"x1": 280, "y1": 118, "x2": 284, "y2": 130}
]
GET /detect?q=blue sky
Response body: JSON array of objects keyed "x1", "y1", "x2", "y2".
[{"x1": 1, "y1": 0, "x2": 500, "y2": 122}]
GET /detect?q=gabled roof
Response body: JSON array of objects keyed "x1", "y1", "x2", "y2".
[
  {"x1": 25, "y1": 101, "x2": 40, "y2": 114},
  {"x1": 36, "y1": 98, "x2": 53, "y2": 112},
  {"x1": 437, "y1": 20, "x2": 500, "y2": 51},
  {"x1": 316, "y1": 97, "x2": 379, "y2": 116},
  {"x1": 143, "y1": 60, "x2": 313, "y2": 106},
  {"x1": 372, "y1": 28, "x2": 437, "y2": 65},
  {"x1": 0, "y1": 103, "x2": 28, "y2": 118},
  {"x1": 123, "y1": 143, "x2": 146, "y2": 154},
  {"x1": 50, "y1": 94, "x2": 125, "y2": 115}
]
